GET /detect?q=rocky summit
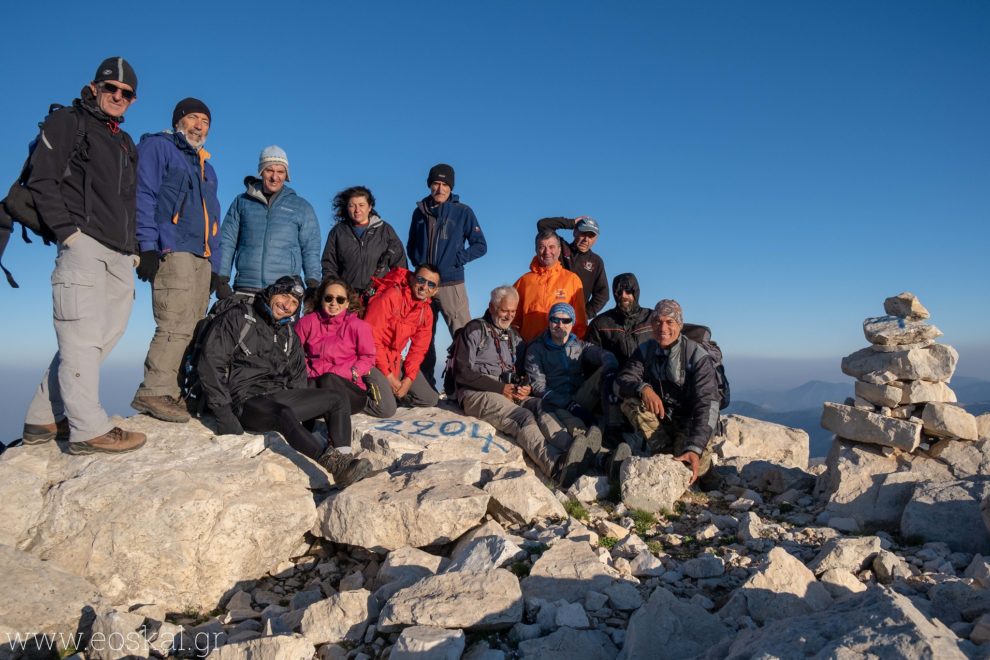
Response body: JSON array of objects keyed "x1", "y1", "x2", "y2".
[{"x1": 3, "y1": 298, "x2": 990, "y2": 659}]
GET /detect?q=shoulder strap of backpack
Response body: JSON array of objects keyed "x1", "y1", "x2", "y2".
[{"x1": 237, "y1": 309, "x2": 256, "y2": 357}]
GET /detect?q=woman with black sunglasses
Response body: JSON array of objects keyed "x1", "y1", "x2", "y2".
[{"x1": 294, "y1": 277, "x2": 396, "y2": 418}]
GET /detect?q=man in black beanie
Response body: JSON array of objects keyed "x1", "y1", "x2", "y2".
[
  {"x1": 406, "y1": 163, "x2": 487, "y2": 388},
  {"x1": 131, "y1": 97, "x2": 223, "y2": 423},
  {"x1": 22, "y1": 57, "x2": 147, "y2": 454}
]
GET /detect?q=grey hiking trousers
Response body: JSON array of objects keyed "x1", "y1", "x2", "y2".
[{"x1": 25, "y1": 234, "x2": 135, "y2": 443}]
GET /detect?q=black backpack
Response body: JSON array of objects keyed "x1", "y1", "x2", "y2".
[
  {"x1": 0, "y1": 104, "x2": 87, "y2": 288},
  {"x1": 180, "y1": 297, "x2": 257, "y2": 415},
  {"x1": 681, "y1": 323, "x2": 731, "y2": 410}
]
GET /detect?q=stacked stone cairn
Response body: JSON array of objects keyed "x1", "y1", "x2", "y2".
[{"x1": 817, "y1": 292, "x2": 990, "y2": 546}]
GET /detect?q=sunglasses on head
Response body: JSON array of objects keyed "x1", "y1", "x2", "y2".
[
  {"x1": 323, "y1": 295, "x2": 348, "y2": 305},
  {"x1": 99, "y1": 81, "x2": 136, "y2": 101},
  {"x1": 414, "y1": 275, "x2": 438, "y2": 290},
  {"x1": 549, "y1": 316, "x2": 574, "y2": 325}
]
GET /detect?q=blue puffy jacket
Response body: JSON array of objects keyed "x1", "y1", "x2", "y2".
[
  {"x1": 406, "y1": 194, "x2": 486, "y2": 284},
  {"x1": 135, "y1": 131, "x2": 222, "y2": 271},
  {"x1": 219, "y1": 178, "x2": 322, "y2": 291}
]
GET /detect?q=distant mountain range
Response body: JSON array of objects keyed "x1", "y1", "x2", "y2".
[{"x1": 727, "y1": 377, "x2": 990, "y2": 458}]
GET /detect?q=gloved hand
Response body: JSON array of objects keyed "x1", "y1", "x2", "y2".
[
  {"x1": 304, "y1": 278, "x2": 320, "y2": 303},
  {"x1": 213, "y1": 275, "x2": 233, "y2": 300},
  {"x1": 567, "y1": 402, "x2": 595, "y2": 426},
  {"x1": 213, "y1": 406, "x2": 243, "y2": 435},
  {"x1": 136, "y1": 250, "x2": 160, "y2": 283}
]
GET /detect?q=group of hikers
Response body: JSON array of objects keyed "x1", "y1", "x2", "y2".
[{"x1": 10, "y1": 57, "x2": 725, "y2": 491}]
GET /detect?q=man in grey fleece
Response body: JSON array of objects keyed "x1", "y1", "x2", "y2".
[{"x1": 452, "y1": 285, "x2": 571, "y2": 484}]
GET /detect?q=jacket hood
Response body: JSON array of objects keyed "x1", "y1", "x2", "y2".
[
  {"x1": 528, "y1": 256, "x2": 564, "y2": 275},
  {"x1": 612, "y1": 272, "x2": 642, "y2": 316}
]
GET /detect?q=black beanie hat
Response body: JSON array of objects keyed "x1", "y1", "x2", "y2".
[
  {"x1": 172, "y1": 98, "x2": 212, "y2": 127},
  {"x1": 427, "y1": 163, "x2": 455, "y2": 189},
  {"x1": 94, "y1": 57, "x2": 138, "y2": 94}
]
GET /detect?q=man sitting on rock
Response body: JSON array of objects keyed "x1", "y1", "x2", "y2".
[
  {"x1": 197, "y1": 276, "x2": 372, "y2": 488},
  {"x1": 614, "y1": 299, "x2": 720, "y2": 484},
  {"x1": 452, "y1": 285, "x2": 565, "y2": 484},
  {"x1": 524, "y1": 303, "x2": 618, "y2": 487}
]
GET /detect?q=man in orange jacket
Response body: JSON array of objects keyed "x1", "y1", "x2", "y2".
[
  {"x1": 513, "y1": 229, "x2": 588, "y2": 342},
  {"x1": 363, "y1": 265, "x2": 441, "y2": 409}
]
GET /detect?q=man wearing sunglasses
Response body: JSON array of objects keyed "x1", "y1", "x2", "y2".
[
  {"x1": 131, "y1": 98, "x2": 223, "y2": 424},
  {"x1": 524, "y1": 303, "x2": 618, "y2": 487},
  {"x1": 22, "y1": 57, "x2": 147, "y2": 455},
  {"x1": 586, "y1": 273, "x2": 654, "y2": 370},
  {"x1": 536, "y1": 215, "x2": 609, "y2": 318},
  {"x1": 363, "y1": 265, "x2": 442, "y2": 409}
]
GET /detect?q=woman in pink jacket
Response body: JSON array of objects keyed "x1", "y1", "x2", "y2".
[{"x1": 295, "y1": 278, "x2": 396, "y2": 417}]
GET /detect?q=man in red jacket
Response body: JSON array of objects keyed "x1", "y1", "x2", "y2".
[{"x1": 363, "y1": 265, "x2": 441, "y2": 409}]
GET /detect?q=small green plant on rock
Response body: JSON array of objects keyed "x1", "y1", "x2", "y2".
[
  {"x1": 599, "y1": 536, "x2": 619, "y2": 550},
  {"x1": 563, "y1": 498, "x2": 588, "y2": 520},
  {"x1": 646, "y1": 540, "x2": 663, "y2": 555},
  {"x1": 630, "y1": 509, "x2": 658, "y2": 536}
]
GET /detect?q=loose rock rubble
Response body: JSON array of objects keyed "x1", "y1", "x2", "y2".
[{"x1": 3, "y1": 324, "x2": 990, "y2": 658}]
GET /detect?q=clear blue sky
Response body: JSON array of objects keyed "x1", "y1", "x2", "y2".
[{"x1": 1, "y1": 1, "x2": 988, "y2": 440}]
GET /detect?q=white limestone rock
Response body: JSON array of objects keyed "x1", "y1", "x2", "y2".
[
  {"x1": 718, "y1": 547, "x2": 832, "y2": 624},
  {"x1": 820, "y1": 402, "x2": 922, "y2": 451},
  {"x1": 873, "y1": 550, "x2": 913, "y2": 584},
  {"x1": 390, "y1": 626, "x2": 466, "y2": 660},
  {"x1": 841, "y1": 344, "x2": 958, "y2": 384},
  {"x1": 87, "y1": 610, "x2": 150, "y2": 660},
  {"x1": 379, "y1": 569, "x2": 522, "y2": 632},
  {"x1": 205, "y1": 635, "x2": 315, "y2": 660},
  {"x1": 628, "y1": 550, "x2": 665, "y2": 577},
  {"x1": 884, "y1": 292, "x2": 931, "y2": 320},
  {"x1": 521, "y1": 540, "x2": 619, "y2": 603},
  {"x1": 979, "y1": 414, "x2": 990, "y2": 442},
  {"x1": 517, "y1": 627, "x2": 617, "y2": 659},
  {"x1": 713, "y1": 415, "x2": 809, "y2": 471},
  {"x1": 707, "y1": 587, "x2": 964, "y2": 659},
  {"x1": 443, "y1": 535, "x2": 526, "y2": 573},
  {"x1": 619, "y1": 455, "x2": 692, "y2": 514},
  {"x1": 855, "y1": 380, "x2": 903, "y2": 408},
  {"x1": 299, "y1": 589, "x2": 378, "y2": 646},
  {"x1": 807, "y1": 536, "x2": 882, "y2": 576},
  {"x1": 683, "y1": 554, "x2": 725, "y2": 579},
  {"x1": 315, "y1": 462, "x2": 490, "y2": 552},
  {"x1": 901, "y1": 477, "x2": 990, "y2": 554},
  {"x1": 352, "y1": 406, "x2": 525, "y2": 468},
  {"x1": 818, "y1": 569, "x2": 867, "y2": 598},
  {"x1": 0, "y1": 543, "x2": 103, "y2": 658},
  {"x1": 375, "y1": 546, "x2": 442, "y2": 590},
  {"x1": 963, "y1": 554, "x2": 990, "y2": 587},
  {"x1": 482, "y1": 467, "x2": 567, "y2": 525},
  {"x1": 0, "y1": 416, "x2": 317, "y2": 611},
  {"x1": 863, "y1": 315, "x2": 942, "y2": 346},
  {"x1": 922, "y1": 403, "x2": 979, "y2": 441},
  {"x1": 567, "y1": 474, "x2": 611, "y2": 503},
  {"x1": 623, "y1": 586, "x2": 730, "y2": 660},
  {"x1": 901, "y1": 380, "x2": 958, "y2": 405},
  {"x1": 602, "y1": 582, "x2": 644, "y2": 611}
]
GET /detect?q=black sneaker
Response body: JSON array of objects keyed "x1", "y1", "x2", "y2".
[
  {"x1": 317, "y1": 450, "x2": 374, "y2": 489},
  {"x1": 607, "y1": 442, "x2": 633, "y2": 483}
]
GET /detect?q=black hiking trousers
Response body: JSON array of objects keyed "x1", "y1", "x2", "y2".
[{"x1": 238, "y1": 388, "x2": 351, "y2": 459}]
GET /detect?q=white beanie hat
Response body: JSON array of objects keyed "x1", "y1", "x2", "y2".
[{"x1": 258, "y1": 145, "x2": 290, "y2": 181}]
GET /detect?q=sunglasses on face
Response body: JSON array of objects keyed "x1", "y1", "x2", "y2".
[
  {"x1": 323, "y1": 295, "x2": 348, "y2": 305},
  {"x1": 617, "y1": 287, "x2": 635, "y2": 295},
  {"x1": 549, "y1": 317, "x2": 574, "y2": 325},
  {"x1": 414, "y1": 275, "x2": 438, "y2": 290},
  {"x1": 99, "y1": 81, "x2": 136, "y2": 101}
]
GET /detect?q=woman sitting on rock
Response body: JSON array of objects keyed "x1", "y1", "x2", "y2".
[
  {"x1": 294, "y1": 277, "x2": 397, "y2": 418},
  {"x1": 197, "y1": 276, "x2": 372, "y2": 487}
]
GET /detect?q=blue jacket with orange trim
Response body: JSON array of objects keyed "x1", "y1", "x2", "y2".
[{"x1": 135, "y1": 131, "x2": 222, "y2": 271}]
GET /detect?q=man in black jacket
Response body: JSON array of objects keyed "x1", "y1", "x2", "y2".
[
  {"x1": 614, "y1": 299, "x2": 720, "y2": 484},
  {"x1": 22, "y1": 57, "x2": 146, "y2": 455},
  {"x1": 198, "y1": 277, "x2": 372, "y2": 488},
  {"x1": 586, "y1": 273, "x2": 653, "y2": 369},
  {"x1": 535, "y1": 215, "x2": 608, "y2": 318}
]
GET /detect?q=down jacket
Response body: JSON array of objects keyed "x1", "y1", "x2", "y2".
[
  {"x1": 407, "y1": 194, "x2": 486, "y2": 284},
  {"x1": 452, "y1": 311, "x2": 526, "y2": 396},
  {"x1": 525, "y1": 331, "x2": 617, "y2": 409},
  {"x1": 615, "y1": 335, "x2": 720, "y2": 455},
  {"x1": 586, "y1": 273, "x2": 653, "y2": 367},
  {"x1": 198, "y1": 295, "x2": 306, "y2": 414},
  {"x1": 363, "y1": 269, "x2": 434, "y2": 380},
  {"x1": 321, "y1": 215, "x2": 407, "y2": 292},
  {"x1": 134, "y1": 131, "x2": 222, "y2": 270},
  {"x1": 513, "y1": 257, "x2": 588, "y2": 341},
  {"x1": 294, "y1": 309, "x2": 376, "y2": 389},
  {"x1": 219, "y1": 178, "x2": 321, "y2": 291}
]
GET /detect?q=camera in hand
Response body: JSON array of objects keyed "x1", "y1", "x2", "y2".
[{"x1": 501, "y1": 371, "x2": 529, "y2": 386}]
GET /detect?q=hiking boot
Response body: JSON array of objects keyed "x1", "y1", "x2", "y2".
[
  {"x1": 22, "y1": 418, "x2": 70, "y2": 445},
  {"x1": 131, "y1": 395, "x2": 191, "y2": 423},
  {"x1": 68, "y1": 427, "x2": 147, "y2": 455},
  {"x1": 556, "y1": 432, "x2": 592, "y2": 489},
  {"x1": 607, "y1": 442, "x2": 633, "y2": 483},
  {"x1": 585, "y1": 425, "x2": 603, "y2": 454},
  {"x1": 317, "y1": 449, "x2": 374, "y2": 489}
]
